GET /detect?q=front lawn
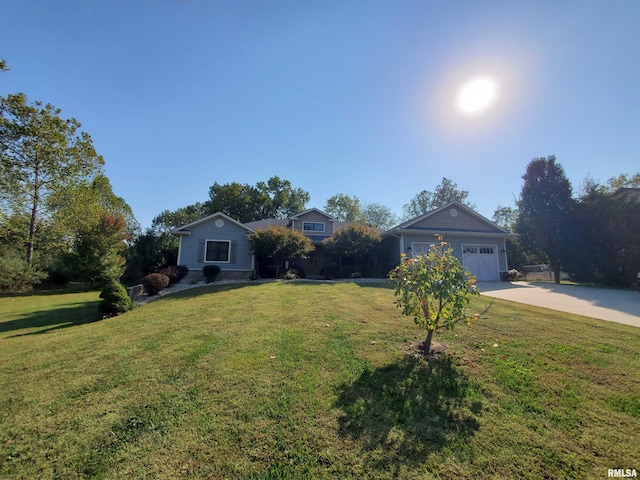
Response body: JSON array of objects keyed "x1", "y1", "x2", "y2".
[{"x1": 0, "y1": 282, "x2": 638, "y2": 479}]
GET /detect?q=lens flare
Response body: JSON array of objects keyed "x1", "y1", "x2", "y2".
[{"x1": 457, "y1": 78, "x2": 498, "y2": 114}]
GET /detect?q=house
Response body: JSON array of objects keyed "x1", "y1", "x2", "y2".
[
  {"x1": 171, "y1": 212, "x2": 256, "y2": 281},
  {"x1": 171, "y1": 208, "x2": 350, "y2": 281},
  {"x1": 246, "y1": 208, "x2": 350, "y2": 279},
  {"x1": 382, "y1": 201, "x2": 517, "y2": 281},
  {"x1": 171, "y1": 202, "x2": 517, "y2": 282}
]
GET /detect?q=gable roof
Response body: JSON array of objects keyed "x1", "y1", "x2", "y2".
[
  {"x1": 385, "y1": 201, "x2": 513, "y2": 237},
  {"x1": 612, "y1": 187, "x2": 640, "y2": 202},
  {"x1": 244, "y1": 218, "x2": 290, "y2": 230},
  {"x1": 170, "y1": 212, "x2": 255, "y2": 236},
  {"x1": 289, "y1": 207, "x2": 337, "y2": 221}
]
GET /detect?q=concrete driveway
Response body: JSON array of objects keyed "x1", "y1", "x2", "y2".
[{"x1": 477, "y1": 281, "x2": 640, "y2": 328}]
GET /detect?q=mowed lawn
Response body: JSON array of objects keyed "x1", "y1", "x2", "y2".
[{"x1": 1, "y1": 282, "x2": 639, "y2": 479}]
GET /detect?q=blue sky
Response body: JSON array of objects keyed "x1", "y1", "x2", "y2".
[{"x1": 2, "y1": 0, "x2": 639, "y2": 229}]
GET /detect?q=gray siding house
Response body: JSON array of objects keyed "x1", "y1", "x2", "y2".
[
  {"x1": 383, "y1": 201, "x2": 517, "y2": 281},
  {"x1": 171, "y1": 202, "x2": 516, "y2": 282},
  {"x1": 245, "y1": 208, "x2": 349, "y2": 278},
  {"x1": 171, "y1": 212, "x2": 255, "y2": 280}
]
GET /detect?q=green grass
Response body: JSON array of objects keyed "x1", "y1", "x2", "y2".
[{"x1": 1, "y1": 281, "x2": 639, "y2": 479}]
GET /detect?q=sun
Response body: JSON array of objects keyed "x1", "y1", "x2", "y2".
[{"x1": 457, "y1": 77, "x2": 498, "y2": 114}]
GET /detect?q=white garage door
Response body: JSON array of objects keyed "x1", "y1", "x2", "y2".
[{"x1": 462, "y1": 245, "x2": 499, "y2": 281}]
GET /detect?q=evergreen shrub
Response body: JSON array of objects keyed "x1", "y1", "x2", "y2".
[
  {"x1": 203, "y1": 265, "x2": 221, "y2": 283},
  {"x1": 99, "y1": 281, "x2": 131, "y2": 316}
]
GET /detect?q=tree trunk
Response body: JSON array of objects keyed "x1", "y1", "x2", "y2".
[
  {"x1": 26, "y1": 168, "x2": 40, "y2": 266},
  {"x1": 553, "y1": 265, "x2": 561, "y2": 284},
  {"x1": 423, "y1": 329, "x2": 434, "y2": 358}
]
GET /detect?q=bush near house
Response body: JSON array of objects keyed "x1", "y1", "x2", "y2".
[
  {"x1": 323, "y1": 224, "x2": 381, "y2": 277},
  {"x1": 203, "y1": 265, "x2": 221, "y2": 283},
  {"x1": 158, "y1": 265, "x2": 189, "y2": 285},
  {"x1": 141, "y1": 273, "x2": 170, "y2": 296}
]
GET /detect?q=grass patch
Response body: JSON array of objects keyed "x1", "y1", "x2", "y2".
[{"x1": 1, "y1": 282, "x2": 639, "y2": 479}]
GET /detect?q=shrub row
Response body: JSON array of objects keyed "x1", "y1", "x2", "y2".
[
  {"x1": 158, "y1": 265, "x2": 189, "y2": 285},
  {"x1": 140, "y1": 265, "x2": 189, "y2": 296}
]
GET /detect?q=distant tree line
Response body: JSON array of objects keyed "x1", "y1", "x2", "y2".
[
  {"x1": 2, "y1": 88, "x2": 638, "y2": 291},
  {"x1": 497, "y1": 156, "x2": 640, "y2": 288}
]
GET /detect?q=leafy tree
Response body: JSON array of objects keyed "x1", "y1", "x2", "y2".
[
  {"x1": 323, "y1": 224, "x2": 381, "y2": 275},
  {"x1": 206, "y1": 176, "x2": 309, "y2": 223},
  {"x1": 567, "y1": 182, "x2": 640, "y2": 287},
  {"x1": 324, "y1": 194, "x2": 363, "y2": 222},
  {"x1": 362, "y1": 203, "x2": 398, "y2": 230},
  {"x1": 256, "y1": 176, "x2": 310, "y2": 219},
  {"x1": 389, "y1": 238, "x2": 480, "y2": 357},
  {"x1": 151, "y1": 202, "x2": 208, "y2": 234},
  {"x1": 0, "y1": 93, "x2": 104, "y2": 265},
  {"x1": 70, "y1": 213, "x2": 128, "y2": 287},
  {"x1": 492, "y1": 205, "x2": 518, "y2": 230},
  {"x1": 403, "y1": 178, "x2": 474, "y2": 220},
  {"x1": 0, "y1": 246, "x2": 46, "y2": 292},
  {"x1": 49, "y1": 174, "x2": 137, "y2": 247},
  {"x1": 491, "y1": 204, "x2": 537, "y2": 271},
  {"x1": 248, "y1": 226, "x2": 314, "y2": 278},
  {"x1": 606, "y1": 173, "x2": 640, "y2": 191},
  {"x1": 206, "y1": 182, "x2": 261, "y2": 223},
  {"x1": 122, "y1": 230, "x2": 178, "y2": 285},
  {"x1": 516, "y1": 156, "x2": 574, "y2": 284},
  {"x1": 0, "y1": 58, "x2": 8, "y2": 72}
]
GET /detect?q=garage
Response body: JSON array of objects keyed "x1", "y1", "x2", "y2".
[{"x1": 462, "y1": 245, "x2": 499, "y2": 281}]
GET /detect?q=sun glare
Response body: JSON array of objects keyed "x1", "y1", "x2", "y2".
[{"x1": 457, "y1": 77, "x2": 498, "y2": 114}]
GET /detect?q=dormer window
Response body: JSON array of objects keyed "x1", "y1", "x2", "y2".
[{"x1": 303, "y1": 222, "x2": 325, "y2": 232}]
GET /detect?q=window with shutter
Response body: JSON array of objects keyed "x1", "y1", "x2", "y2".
[{"x1": 204, "y1": 240, "x2": 231, "y2": 263}]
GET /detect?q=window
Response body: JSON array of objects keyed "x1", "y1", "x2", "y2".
[
  {"x1": 464, "y1": 246, "x2": 495, "y2": 255},
  {"x1": 411, "y1": 243, "x2": 431, "y2": 256},
  {"x1": 205, "y1": 240, "x2": 230, "y2": 262},
  {"x1": 303, "y1": 222, "x2": 325, "y2": 232}
]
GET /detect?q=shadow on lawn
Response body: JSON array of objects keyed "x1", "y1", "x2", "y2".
[
  {"x1": 1, "y1": 301, "x2": 101, "y2": 338},
  {"x1": 335, "y1": 355, "x2": 481, "y2": 474}
]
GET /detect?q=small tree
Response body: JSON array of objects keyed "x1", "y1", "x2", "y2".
[
  {"x1": 248, "y1": 226, "x2": 314, "y2": 278},
  {"x1": 323, "y1": 224, "x2": 381, "y2": 276},
  {"x1": 70, "y1": 213, "x2": 128, "y2": 287},
  {"x1": 99, "y1": 281, "x2": 131, "y2": 317},
  {"x1": 388, "y1": 237, "x2": 479, "y2": 357}
]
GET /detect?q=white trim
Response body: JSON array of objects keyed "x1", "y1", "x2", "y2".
[
  {"x1": 411, "y1": 241, "x2": 433, "y2": 256},
  {"x1": 177, "y1": 236, "x2": 183, "y2": 265},
  {"x1": 170, "y1": 212, "x2": 255, "y2": 235},
  {"x1": 289, "y1": 207, "x2": 337, "y2": 221},
  {"x1": 303, "y1": 221, "x2": 326, "y2": 233},
  {"x1": 387, "y1": 201, "x2": 510, "y2": 234},
  {"x1": 461, "y1": 243, "x2": 500, "y2": 281},
  {"x1": 204, "y1": 239, "x2": 232, "y2": 263}
]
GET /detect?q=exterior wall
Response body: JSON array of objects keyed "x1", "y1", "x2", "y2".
[
  {"x1": 177, "y1": 216, "x2": 253, "y2": 272},
  {"x1": 390, "y1": 233, "x2": 509, "y2": 278},
  {"x1": 291, "y1": 211, "x2": 335, "y2": 237},
  {"x1": 410, "y1": 207, "x2": 499, "y2": 233},
  {"x1": 183, "y1": 270, "x2": 250, "y2": 283}
]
